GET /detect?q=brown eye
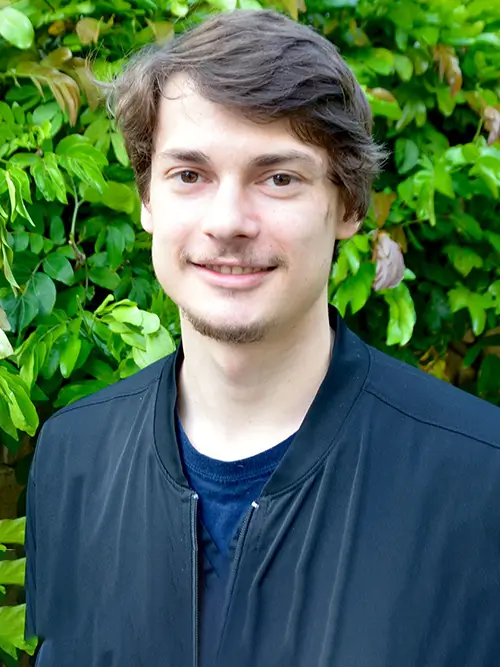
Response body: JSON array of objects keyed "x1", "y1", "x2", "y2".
[
  {"x1": 179, "y1": 170, "x2": 199, "y2": 184},
  {"x1": 272, "y1": 174, "x2": 293, "y2": 186}
]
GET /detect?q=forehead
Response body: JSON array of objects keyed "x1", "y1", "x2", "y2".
[{"x1": 153, "y1": 73, "x2": 328, "y2": 169}]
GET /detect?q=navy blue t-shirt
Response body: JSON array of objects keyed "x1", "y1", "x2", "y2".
[{"x1": 175, "y1": 414, "x2": 294, "y2": 666}]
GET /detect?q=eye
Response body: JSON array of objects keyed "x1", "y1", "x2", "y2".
[
  {"x1": 268, "y1": 173, "x2": 297, "y2": 187},
  {"x1": 177, "y1": 170, "x2": 200, "y2": 184}
]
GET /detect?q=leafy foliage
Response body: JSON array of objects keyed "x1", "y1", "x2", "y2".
[{"x1": 0, "y1": 0, "x2": 498, "y2": 661}]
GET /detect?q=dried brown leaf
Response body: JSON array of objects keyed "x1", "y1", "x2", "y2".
[
  {"x1": 368, "y1": 87, "x2": 396, "y2": 104},
  {"x1": 483, "y1": 326, "x2": 500, "y2": 357},
  {"x1": 64, "y1": 58, "x2": 102, "y2": 111},
  {"x1": 483, "y1": 106, "x2": 500, "y2": 146},
  {"x1": 348, "y1": 18, "x2": 369, "y2": 47},
  {"x1": 48, "y1": 20, "x2": 66, "y2": 36},
  {"x1": 388, "y1": 226, "x2": 408, "y2": 253},
  {"x1": 42, "y1": 47, "x2": 73, "y2": 69},
  {"x1": 432, "y1": 45, "x2": 462, "y2": 98},
  {"x1": 15, "y1": 62, "x2": 81, "y2": 125},
  {"x1": 145, "y1": 20, "x2": 174, "y2": 43},
  {"x1": 372, "y1": 231, "x2": 406, "y2": 291},
  {"x1": 76, "y1": 18, "x2": 100, "y2": 45},
  {"x1": 372, "y1": 191, "x2": 397, "y2": 228}
]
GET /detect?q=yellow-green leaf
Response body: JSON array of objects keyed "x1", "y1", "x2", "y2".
[{"x1": 0, "y1": 7, "x2": 34, "y2": 50}]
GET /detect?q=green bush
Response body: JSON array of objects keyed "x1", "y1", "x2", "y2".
[{"x1": 0, "y1": 0, "x2": 498, "y2": 662}]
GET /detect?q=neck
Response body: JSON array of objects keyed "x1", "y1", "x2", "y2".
[{"x1": 177, "y1": 302, "x2": 334, "y2": 461}]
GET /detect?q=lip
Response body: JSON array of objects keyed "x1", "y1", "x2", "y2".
[{"x1": 191, "y1": 263, "x2": 275, "y2": 289}]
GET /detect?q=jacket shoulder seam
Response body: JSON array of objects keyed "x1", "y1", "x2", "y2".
[
  {"x1": 364, "y1": 386, "x2": 500, "y2": 452},
  {"x1": 47, "y1": 381, "x2": 159, "y2": 422}
]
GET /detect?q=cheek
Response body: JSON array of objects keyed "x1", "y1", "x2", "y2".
[{"x1": 149, "y1": 195, "x2": 194, "y2": 246}]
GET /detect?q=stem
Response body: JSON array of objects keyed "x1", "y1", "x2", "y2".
[
  {"x1": 473, "y1": 118, "x2": 484, "y2": 144},
  {"x1": 69, "y1": 186, "x2": 80, "y2": 245},
  {"x1": 68, "y1": 179, "x2": 86, "y2": 267}
]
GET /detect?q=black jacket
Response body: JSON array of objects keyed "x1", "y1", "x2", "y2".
[{"x1": 25, "y1": 309, "x2": 500, "y2": 666}]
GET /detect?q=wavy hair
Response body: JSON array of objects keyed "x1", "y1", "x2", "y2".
[{"x1": 105, "y1": 10, "x2": 386, "y2": 222}]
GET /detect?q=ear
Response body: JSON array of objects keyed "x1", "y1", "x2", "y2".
[
  {"x1": 141, "y1": 201, "x2": 153, "y2": 234},
  {"x1": 335, "y1": 216, "x2": 361, "y2": 240}
]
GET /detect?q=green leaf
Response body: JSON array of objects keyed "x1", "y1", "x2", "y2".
[
  {"x1": 1, "y1": 290, "x2": 39, "y2": 332},
  {"x1": 0, "y1": 330, "x2": 13, "y2": 360},
  {"x1": 448, "y1": 286, "x2": 494, "y2": 336},
  {"x1": 433, "y1": 162, "x2": 455, "y2": 198},
  {"x1": 140, "y1": 311, "x2": 161, "y2": 335},
  {"x1": 364, "y1": 48, "x2": 394, "y2": 75},
  {"x1": 455, "y1": 214, "x2": 483, "y2": 241},
  {"x1": 394, "y1": 138, "x2": 419, "y2": 174},
  {"x1": 50, "y1": 216, "x2": 66, "y2": 245},
  {"x1": 349, "y1": 263, "x2": 376, "y2": 313},
  {"x1": 108, "y1": 304, "x2": 143, "y2": 327},
  {"x1": 26, "y1": 273, "x2": 56, "y2": 317},
  {"x1": 415, "y1": 25, "x2": 439, "y2": 46},
  {"x1": 45, "y1": 154, "x2": 67, "y2": 204},
  {"x1": 29, "y1": 234, "x2": 44, "y2": 255},
  {"x1": 170, "y1": 0, "x2": 189, "y2": 17},
  {"x1": 59, "y1": 155, "x2": 107, "y2": 194},
  {"x1": 101, "y1": 181, "x2": 136, "y2": 214},
  {"x1": 462, "y1": 344, "x2": 482, "y2": 369},
  {"x1": 43, "y1": 254, "x2": 74, "y2": 285},
  {"x1": 31, "y1": 160, "x2": 56, "y2": 201},
  {"x1": 89, "y1": 267, "x2": 120, "y2": 290},
  {"x1": 444, "y1": 245, "x2": 483, "y2": 277},
  {"x1": 383, "y1": 283, "x2": 416, "y2": 346},
  {"x1": 394, "y1": 54, "x2": 413, "y2": 81},
  {"x1": 342, "y1": 239, "x2": 361, "y2": 274},
  {"x1": 106, "y1": 226, "x2": 125, "y2": 269},
  {"x1": 0, "y1": 518, "x2": 25, "y2": 546},
  {"x1": 110, "y1": 132, "x2": 129, "y2": 166},
  {"x1": 121, "y1": 331, "x2": 146, "y2": 350},
  {"x1": 54, "y1": 379, "x2": 108, "y2": 407},
  {"x1": 55, "y1": 135, "x2": 107, "y2": 166},
  {"x1": 59, "y1": 335, "x2": 82, "y2": 378},
  {"x1": 132, "y1": 327, "x2": 175, "y2": 368},
  {"x1": 436, "y1": 86, "x2": 456, "y2": 117},
  {"x1": 0, "y1": 605, "x2": 38, "y2": 657},
  {"x1": 0, "y1": 398, "x2": 18, "y2": 441},
  {"x1": 0, "y1": 7, "x2": 34, "y2": 50},
  {"x1": 0, "y1": 558, "x2": 25, "y2": 586},
  {"x1": 485, "y1": 231, "x2": 500, "y2": 252},
  {"x1": 0, "y1": 370, "x2": 38, "y2": 436},
  {"x1": 86, "y1": 359, "x2": 116, "y2": 382},
  {"x1": 32, "y1": 101, "x2": 60, "y2": 125},
  {"x1": 478, "y1": 355, "x2": 500, "y2": 396}
]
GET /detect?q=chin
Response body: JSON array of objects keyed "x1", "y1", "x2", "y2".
[{"x1": 180, "y1": 307, "x2": 270, "y2": 344}]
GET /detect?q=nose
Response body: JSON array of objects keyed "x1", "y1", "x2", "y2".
[{"x1": 200, "y1": 180, "x2": 259, "y2": 242}]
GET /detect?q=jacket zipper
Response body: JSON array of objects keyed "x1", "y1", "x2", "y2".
[
  {"x1": 190, "y1": 492, "x2": 199, "y2": 667},
  {"x1": 231, "y1": 500, "x2": 259, "y2": 571},
  {"x1": 215, "y1": 500, "x2": 260, "y2": 662}
]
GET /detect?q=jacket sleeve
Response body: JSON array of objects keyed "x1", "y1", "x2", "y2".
[{"x1": 24, "y1": 462, "x2": 37, "y2": 641}]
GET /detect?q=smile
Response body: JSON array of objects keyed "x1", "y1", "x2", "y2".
[{"x1": 201, "y1": 265, "x2": 273, "y2": 275}]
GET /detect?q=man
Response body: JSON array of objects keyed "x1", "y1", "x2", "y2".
[{"x1": 25, "y1": 9, "x2": 500, "y2": 667}]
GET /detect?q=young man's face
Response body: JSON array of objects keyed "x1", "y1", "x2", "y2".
[{"x1": 143, "y1": 73, "x2": 358, "y2": 343}]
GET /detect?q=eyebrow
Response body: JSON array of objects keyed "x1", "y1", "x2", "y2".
[{"x1": 156, "y1": 148, "x2": 321, "y2": 171}]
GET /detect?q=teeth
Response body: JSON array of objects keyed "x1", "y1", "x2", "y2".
[{"x1": 205, "y1": 265, "x2": 266, "y2": 275}]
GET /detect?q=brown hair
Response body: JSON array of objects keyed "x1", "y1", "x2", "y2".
[{"x1": 107, "y1": 9, "x2": 386, "y2": 222}]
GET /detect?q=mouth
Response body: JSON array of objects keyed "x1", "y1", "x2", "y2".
[
  {"x1": 190, "y1": 262, "x2": 277, "y2": 289},
  {"x1": 193, "y1": 263, "x2": 276, "y2": 275}
]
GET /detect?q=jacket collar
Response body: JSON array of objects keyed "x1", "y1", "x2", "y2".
[{"x1": 153, "y1": 306, "x2": 371, "y2": 496}]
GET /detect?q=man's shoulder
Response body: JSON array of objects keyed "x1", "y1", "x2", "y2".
[
  {"x1": 42, "y1": 351, "x2": 175, "y2": 433},
  {"x1": 364, "y1": 343, "x2": 500, "y2": 450}
]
